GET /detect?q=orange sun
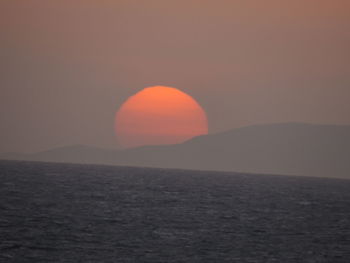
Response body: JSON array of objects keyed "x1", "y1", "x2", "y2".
[{"x1": 115, "y1": 86, "x2": 208, "y2": 148}]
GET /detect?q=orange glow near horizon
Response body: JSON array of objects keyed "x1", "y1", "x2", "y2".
[{"x1": 115, "y1": 86, "x2": 208, "y2": 148}]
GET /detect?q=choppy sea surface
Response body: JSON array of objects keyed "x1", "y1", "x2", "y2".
[{"x1": 0, "y1": 160, "x2": 349, "y2": 262}]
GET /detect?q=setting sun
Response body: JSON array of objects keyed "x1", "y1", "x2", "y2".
[{"x1": 115, "y1": 86, "x2": 208, "y2": 148}]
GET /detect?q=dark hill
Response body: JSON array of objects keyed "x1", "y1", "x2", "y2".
[{"x1": 2, "y1": 123, "x2": 350, "y2": 178}]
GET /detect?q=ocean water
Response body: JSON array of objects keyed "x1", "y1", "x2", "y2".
[{"x1": 0, "y1": 160, "x2": 349, "y2": 262}]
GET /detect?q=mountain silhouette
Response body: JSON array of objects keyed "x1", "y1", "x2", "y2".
[{"x1": 2, "y1": 123, "x2": 350, "y2": 178}]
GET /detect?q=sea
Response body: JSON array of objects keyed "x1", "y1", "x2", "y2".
[{"x1": 0, "y1": 160, "x2": 349, "y2": 262}]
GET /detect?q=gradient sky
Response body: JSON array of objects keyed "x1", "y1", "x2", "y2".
[{"x1": 1, "y1": 0, "x2": 350, "y2": 153}]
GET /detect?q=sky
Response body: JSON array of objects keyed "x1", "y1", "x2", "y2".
[{"x1": 1, "y1": 0, "x2": 350, "y2": 153}]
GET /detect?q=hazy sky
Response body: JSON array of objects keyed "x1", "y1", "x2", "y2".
[{"x1": 1, "y1": 0, "x2": 350, "y2": 153}]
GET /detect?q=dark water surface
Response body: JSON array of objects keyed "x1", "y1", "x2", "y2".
[{"x1": 0, "y1": 160, "x2": 349, "y2": 262}]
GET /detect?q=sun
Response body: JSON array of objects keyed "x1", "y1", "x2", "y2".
[{"x1": 115, "y1": 86, "x2": 208, "y2": 148}]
